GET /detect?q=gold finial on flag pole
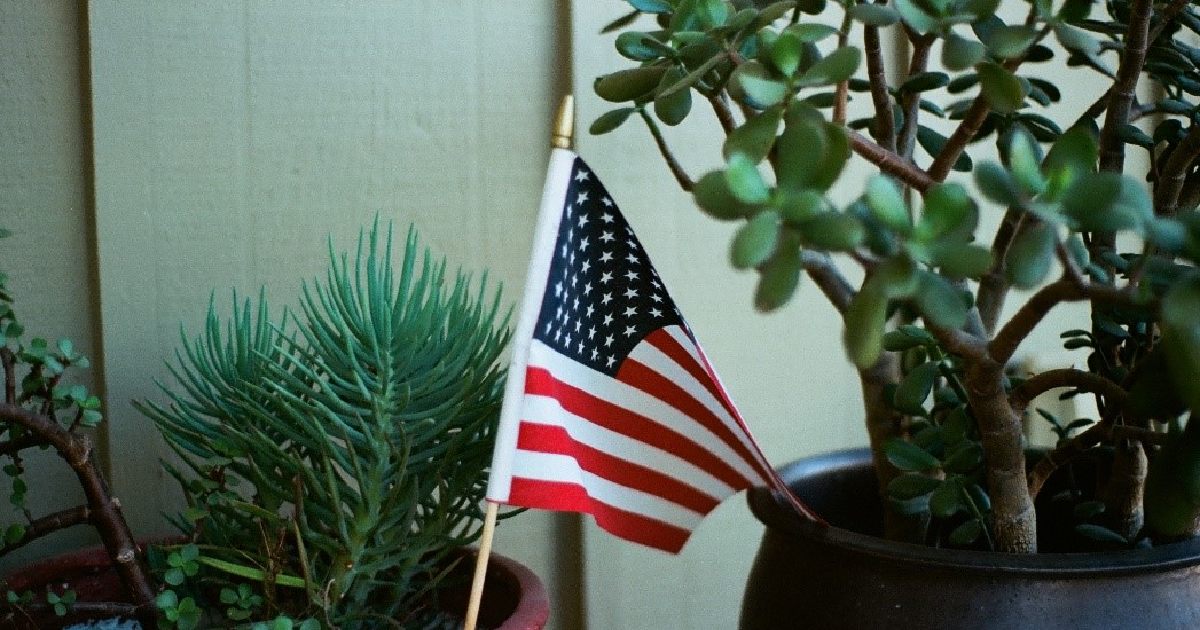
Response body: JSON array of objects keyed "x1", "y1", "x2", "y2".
[{"x1": 552, "y1": 94, "x2": 575, "y2": 149}]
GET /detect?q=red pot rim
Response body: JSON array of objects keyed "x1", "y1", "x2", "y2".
[
  {"x1": 2, "y1": 542, "x2": 550, "y2": 629},
  {"x1": 484, "y1": 551, "x2": 550, "y2": 630}
]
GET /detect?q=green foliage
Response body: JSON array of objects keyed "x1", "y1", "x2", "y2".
[
  {"x1": 140, "y1": 222, "x2": 510, "y2": 627},
  {"x1": 0, "y1": 230, "x2": 111, "y2": 601}
]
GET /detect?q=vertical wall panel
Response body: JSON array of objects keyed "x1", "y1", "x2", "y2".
[{"x1": 0, "y1": 0, "x2": 97, "y2": 569}]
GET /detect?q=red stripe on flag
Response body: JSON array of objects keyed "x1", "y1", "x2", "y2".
[
  {"x1": 517, "y1": 422, "x2": 720, "y2": 514},
  {"x1": 524, "y1": 367, "x2": 756, "y2": 490},
  {"x1": 644, "y1": 329, "x2": 742, "y2": 427},
  {"x1": 509, "y1": 477, "x2": 690, "y2": 553},
  {"x1": 615, "y1": 359, "x2": 774, "y2": 483}
]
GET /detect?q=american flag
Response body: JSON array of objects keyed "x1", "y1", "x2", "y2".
[{"x1": 487, "y1": 149, "x2": 820, "y2": 553}]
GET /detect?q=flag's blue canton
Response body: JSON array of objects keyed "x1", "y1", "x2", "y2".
[{"x1": 533, "y1": 158, "x2": 684, "y2": 376}]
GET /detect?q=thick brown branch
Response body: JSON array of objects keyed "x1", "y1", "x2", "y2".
[
  {"x1": 639, "y1": 110, "x2": 694, "y2": 192},
  {"x1": 0, "y1": 349, "x2": 13, "y2": 406},
  {"x1": 928, "y1": 324, "x2": 988, "y2": 362},
  {"x1": 929, "y1": 98, "x2": 989, "y2": 182},
  {"x1": 1028, "y1": 423, "x2": 1166, "y2": 499},
  {"x1": 0, "y1": 434, "x2": 49, "y2": 458},
  {"x1": 1155, "y1": 125, "x2": 1200, "y2": 217},
  {"x1": 833, "y1": 10, "x2": 854, "y2": 125},
  {"x1": 1072, "y1": 0, "x2": 1188, "y2": 131},
  {"x1": 861, "y1": 13, "x2": 895, "y2": 152},
  {"x1": 3, "y1": 602, "x2": 139, "y2": 621},
  {"x1": 1098, "y1": 0, "x2": 1154, "y2": 173},
  {"x1": 1009, "y1": 368, "x2": 1128, "y2": 414},
  {"x1": 989, "y1": 280, "x2": 1136, "y2": 363},
  {"x1": 848, "y1": 131, "x2": 935, "y2": 193},
  {"x1": 896, "y1": 33, "x2": 934, "y2": 160},
  {"x1": 0, "y1": 505, "x2": 90, "y2": 556},
  {"x1": 1181, "y1": 171, "x2": 1200, "y2": 211},
  {"x1": 708, "y1": 93, "x2": 737, "y2": 136},
  {"x1": 929, "y1": 21, "x2": 1049, "y2": 181},
  {"x1": 0, "y1": 403, "x2": 156, "y2": 624},
  {"x1": 1028, "y1": 423, "x2": 1106, "y2": 498},
  {"x1": 976, "y1": 210, "x2": 1025, "y2": 335},
  {"x1": 799, "y1": 251, "x2": 855, "y2": 314},
  {"x1": 965, "y1": 358, "x2": 1037, "y2": 551}
]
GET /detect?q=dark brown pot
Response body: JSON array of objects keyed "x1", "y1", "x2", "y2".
[
  {"x1": 2, "y1": 544, "x2": 549, "y2": 629},
  {"x1": 740, "y1": 448, "x2": 1200, "y2": 630}
]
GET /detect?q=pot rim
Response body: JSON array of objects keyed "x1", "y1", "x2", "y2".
[
  {"x1": 486, "y1": 551, "x2": 551, "y2": 630},
  {"x1": 750, "y1": 447, "x2": 1200, "y2": 577}
]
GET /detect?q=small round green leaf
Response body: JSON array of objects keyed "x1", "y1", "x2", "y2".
[
  {"x1": 778, "y1": 189, "x2": 829, "y2": 224},
  {"x1": 975, "y1": 162, "x2": 1021, "y2": 206},
  {"x1": 864, "y1": 175, "x2": 912, "y2": 235},
  {"x1": 914, "y1": 272, "x2": 968, "y2": 329},
  {"x1": 949, "y1": 519, "x2": 983, "y2": 545},
  {"x1": 894, "y1": 0, "x2": 939, "y2": 33},
  {"x1": 976, "y1": 62, "x2": 1025, "y2": 114},
  {"x1": 723, "y1": 106, "x2": 783, "y2": 163},
  {"x1": 595, "y1": 66, "x2": 669, "y2": 102},
  {"x1": 844, "y1": 284, "x2": 888, "y2": 368},
  {"x1": 694, "y1": 171, "x2": 753, "y2": 221},
  {"x1": 589, "y1": 108, "x2": 636, "y2": 135},
  {"x1": 1054, "y1": 23, "x2": 1101, "y2": 57},
  {"x1": 851, "y1": 3, "x2": 900, "y2": 26},
  {"x1": 1005, "y1": 223, "x2": 1056, "y2": 289},
  {"x1": 901, "y1": 71, "x2": 949, "y2": 94},
  {"x1": 731, "y1": 61, "x2": 789, "y2": 109},
  {"x1": 917, "y1": 183, "x2": 976, "y2": 241},
  {"x1": 930, "y1": 478, "x2": 963, "y2": 518},
  {"x1": 983, "y1": 25, "x2": 1038, "y2": 59},
  {"x1": 725, "y1": 153, "x2": 771, "y2": 204},
  {"x1": 769, "y1": 31, "x2": 804, "y2": 76},
  {"x1": 615, "y1": 32, "x2": 675, "y2": 61},
  {"x1": 797, "y1": 47, "x2": 862, "y2": 88},
  {"x1": 800, "y1": 213, "x2": 865, "y2": 251},
  {"x1": 887, "y1": 472, "x2": 942, "y2": 499},
  {"x1": 884, "y1": 437, "x2": 941, "y2": 472},
  {"x1": 654, "y1": 68, "x2": 693, "y2": 125},
  {"x1": 931, "y1": 243, "x2": 993, "y2": 279},
  {"x1": 943, "y1": 34, "x2": 986, "y2": 71},
  {"x1": 894, "y1": 361, "x2": 940, "y2": 414},
  {"x1": 755, "y1": 244, "x2": 802, "y2": 311},
  {"x1": 730, "y1": 211, "x2": 781, "y2": 269},
  {"x1": 785, "y1": 22, "x2": 839, "y2": 43}
]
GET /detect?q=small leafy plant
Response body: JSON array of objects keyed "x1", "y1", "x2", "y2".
[
  {"x1": 139, "y1": 222, "x2": 511, "y2": 627},
  {"x1": 0, "y1": 229, "x2": 157, "y2": 625},
  {"x1": 594, "y1": 0, "x2": 1200, "y2": 553}
]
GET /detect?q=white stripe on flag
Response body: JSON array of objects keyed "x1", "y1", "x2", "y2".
[
  {"x1": 519, "y1": 394, "x2": 735, "y2": 500},
  {"x1": 653, "y1": 325, "x2": 778, "y2": 485},
  {"x1": 627, "y1": 328, "x2": 764, "y2": 469},
  {"x1": 526, "y1": 339, "x2": 763, "y2": 484},
  {"x1": 510, "y1": 451, "x2": 704, "y2": 531}
]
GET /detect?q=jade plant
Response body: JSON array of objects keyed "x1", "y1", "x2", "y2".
[
  {"x1": 0, "y1": 229, "x2": 157, "y2": 626},
  {"x1": 593, "y1": 0, "x2": 1200, "y2": 552},
  {"x1": 137, "y1": 222, "x2": 510, "y2": 627}
]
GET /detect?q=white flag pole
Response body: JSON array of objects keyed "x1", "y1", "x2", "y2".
[{"x1": 463, "y1": 95, "x2": 575, "y2": 630}]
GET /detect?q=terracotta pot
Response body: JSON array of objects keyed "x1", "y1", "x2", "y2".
[
  {"x1": 740, "y1": 448, "x2": 1200, "y2": 630},
  {"x1": 1, "y1": 544, "x2": 549, "y2": 629}
]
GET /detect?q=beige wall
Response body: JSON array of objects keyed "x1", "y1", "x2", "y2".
[{"x1": 0, "y1": 0, "x2": 99, "y2": 569}]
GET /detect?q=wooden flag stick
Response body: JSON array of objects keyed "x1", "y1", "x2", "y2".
[
  {"x1": 463, "y1": 501, "x2": 500, "y2": 630},
  {"x1": 463, "y1": 94, "x2": 574, "y2": 630}
]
